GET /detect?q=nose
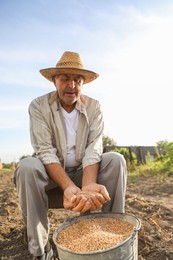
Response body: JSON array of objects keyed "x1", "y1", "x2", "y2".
[{"x1": 68, "y1": 79, "x2": 76, "y2": 88}]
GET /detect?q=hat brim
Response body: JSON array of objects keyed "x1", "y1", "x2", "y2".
[{"x1": 40, "y1": 68, "x2": 99, "y2": 84}]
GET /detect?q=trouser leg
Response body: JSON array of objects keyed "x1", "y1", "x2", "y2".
[
  {"x1": 98, "y1": 152, "x2": 127, "y2": 213},
  {"x1": 13, "y1": 157, "x2": 51, "y2": 257}
]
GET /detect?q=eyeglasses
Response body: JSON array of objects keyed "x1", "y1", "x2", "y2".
[{"x1": 56, "y1": 74, "x2": 84, "y2": 85}]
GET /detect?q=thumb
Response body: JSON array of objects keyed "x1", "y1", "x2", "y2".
[{"x1": 70, "y1": 195, "x2": 77, "y2": 203}]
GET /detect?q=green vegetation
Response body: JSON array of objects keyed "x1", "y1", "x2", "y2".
[
  {"x1": 112, "y1": 141, "x2": 173, "y2": 180},
  {"x1": 1, "y1": 163, "x2": 16, "y2": 170},
  {"x1": 0, "y1": 168, "x2": 12, "y2": 173}
]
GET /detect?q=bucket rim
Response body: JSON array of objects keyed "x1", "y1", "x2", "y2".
[{"x1": 53, "y1": 212, "x2": 141, "y2": 255}]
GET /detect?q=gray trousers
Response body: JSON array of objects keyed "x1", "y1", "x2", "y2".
[{"x1": 13, "y1": 152, "x2": 127, "y2": 256}]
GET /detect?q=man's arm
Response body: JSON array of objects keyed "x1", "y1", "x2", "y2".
[
  {"x1": 45, "y1": 163, "x2": 75, "y2": 190},
  {"x1": 78, "y1": 101, "x2": 110, "y2": 210},
  {"x1": 45, "y1": 163, "x2": 91, "y2": 212},
  {"x1": 82, "y1": 163, "x2": 98, "y2": 185}
]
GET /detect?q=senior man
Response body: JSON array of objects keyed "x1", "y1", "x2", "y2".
[{"x1": 13, "y1": 51, "x2": 127, "y2": 259}]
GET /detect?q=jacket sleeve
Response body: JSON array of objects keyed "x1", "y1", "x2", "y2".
[
  {"x1": 82, "y1": 101, "x2": 104, "y2": 168},
  {"x1": 29, "y1": 98, "x2": 60, "y2": 165}
]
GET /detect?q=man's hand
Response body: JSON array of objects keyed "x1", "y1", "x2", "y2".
[
  {"x1": 81, "y1": 183, "x2": 111, "y2": 211},
  {"x1": 63, "y1": 185, "x2": 91, "y2": 213}
]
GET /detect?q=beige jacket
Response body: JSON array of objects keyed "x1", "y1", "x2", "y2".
[{"x1": 29, "y1": 91, "x2": 104, "y2": 169}]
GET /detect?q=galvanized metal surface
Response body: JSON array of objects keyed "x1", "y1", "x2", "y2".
[{"x1": 53, "y1": 212, "x2": 141, "y2": 260}]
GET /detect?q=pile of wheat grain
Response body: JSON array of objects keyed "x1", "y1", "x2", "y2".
[
  {"x1": 56, "y1": 217, "x2": 134, "y2": 252},
  {"x1": 76, "y1": 191, "x2": 105, "y2": 202}
]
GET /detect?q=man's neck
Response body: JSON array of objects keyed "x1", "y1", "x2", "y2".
[{"x1": 61, "y1": 102, "x2": 76, "y2": 113}]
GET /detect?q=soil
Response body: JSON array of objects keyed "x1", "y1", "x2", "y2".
[{"x1": 0, "y1": 170, "x2": 173, "y2": 260}]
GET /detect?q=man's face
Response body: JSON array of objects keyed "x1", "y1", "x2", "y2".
[{"x1": 54, "y1": 74, "x2": 84, "y2": 111}]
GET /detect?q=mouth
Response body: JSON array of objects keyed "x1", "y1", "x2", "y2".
[{"x1": 65, "y1": 91, "x2": 76, "y2": 95}]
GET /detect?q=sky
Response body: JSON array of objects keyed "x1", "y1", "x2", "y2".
[{"x1": 0, "y1": 0, "x2": 173, "y2": 163}]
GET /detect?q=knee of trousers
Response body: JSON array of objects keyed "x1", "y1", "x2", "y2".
[
  {"x1": 14, "y1": 157, "x2": 49, "y2": 186},
  {"x1": 102, "y1": 152, "x2": 126, "y2": 169}
]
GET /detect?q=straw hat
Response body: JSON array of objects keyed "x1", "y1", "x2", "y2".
[{"x1": 40, "y1": 51, "x2": 99, "y2": 84}]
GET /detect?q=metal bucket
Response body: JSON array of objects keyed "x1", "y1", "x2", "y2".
[{"x1": 53, "y1": 212, "x2": 141, "y2": 260}]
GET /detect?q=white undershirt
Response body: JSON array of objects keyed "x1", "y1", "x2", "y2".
[{"x1": 61, "y1": 108, "x2": 80, "y2": 167}]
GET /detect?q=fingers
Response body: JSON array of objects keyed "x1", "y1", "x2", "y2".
[
  {"x1": 72, "y1": 197, "x2": 91, "y2": 213},
  {"x1": 89, "y1": 193, "x2": 104, "y2": 210},
  {"x1": 63, "y1": 198, "x2": 74, "y2": 210},
  {"x1": 79, "y1": 191, "x2": 106, "y2": 210},
  {"x1": 99, "y1": 187, "x2": 111, "y2": 202},
  {"x1": 88, "y1": 198, "x2": 98, "y2": 211},
  {"x1": 95, "y1": 193, "x2": 106, "y2": 204},
  {"x1": 64, "y1": 188, "x2": 111, "y2": 213},
  {"x1": 64, "y1": 194, "x2": 91, "y2": 212},
  {"x1": 70, "y1": 195, "x2": 77, "y2": 203}
]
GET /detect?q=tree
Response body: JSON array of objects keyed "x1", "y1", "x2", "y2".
[
  {"x1": 102, "y1": 134, "x2": 117, "y2": 147},
  {"x1": 160, "y1": 141, "x2": 173, "y2": 168}
]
